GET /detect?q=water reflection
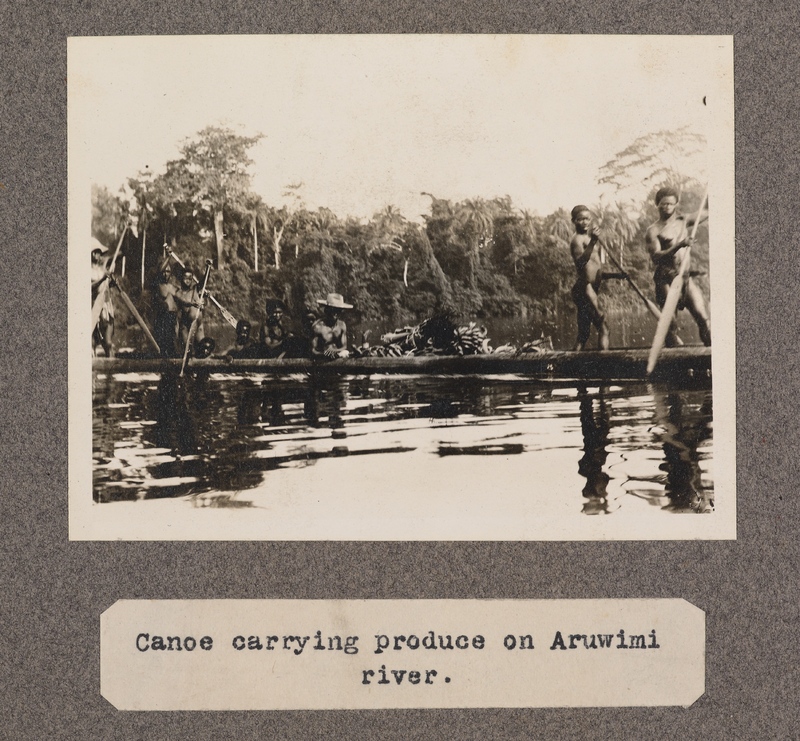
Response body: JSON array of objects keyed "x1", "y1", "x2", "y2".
[
  {"x1": 93, "y1": 371, "x2": 714, "y2": 517},
  {"x1": 651, "y1": 387, "x2": 714, "y2": 513},
  {"x1": 574, "y1": 384, "x2": 714, "y2": 515},
  {"x1": 577, "y1": 387, "x2": 612, "y2": 514}
]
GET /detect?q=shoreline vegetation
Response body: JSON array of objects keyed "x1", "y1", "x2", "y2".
[{"x1": 91, "y1": 125, "x2": 710, "y2": 351}]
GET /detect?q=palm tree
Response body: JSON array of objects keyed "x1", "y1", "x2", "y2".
[
  {"x1": 371, "y1": 205, "x2": 409, "y2": 285},
  {"x1": 591, "y1": 202, "x2": 640, "y2": 267},
  {"x1": 454, "y1": 198, "x2": 494, "y2": 288},
  {"x1": 548, "y1": 208, "x2": 574, "y2": 249},
  {"x1": 509, "y1": 208, "x2": 543, "y2": 276}
]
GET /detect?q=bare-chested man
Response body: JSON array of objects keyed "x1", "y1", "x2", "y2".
[
  {"x1": 259, "y1": 298, "x2": 291, "y2": 358},
  {"x1": 173, "y1": 265, "x2": 205, "y2": 353},
  {"x1": 91, "y1": 238, "x2": 115, "y2": 357},
  {"x1": 645, "y1": 187, "x2": 711, "y2": 347},
  {"x1": 569, "y1": 205, "x2": 609, "y2": 351},
  {"x1": 311, "y1": 293, "x2": 352, "y2": 358},
  {"x1": 152, "y1": 251, "x2": 179, "y2": 357}
]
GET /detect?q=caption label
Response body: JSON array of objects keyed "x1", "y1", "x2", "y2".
[{"x1": 101, "y1": 599, "x2": 704, "y2": 710}]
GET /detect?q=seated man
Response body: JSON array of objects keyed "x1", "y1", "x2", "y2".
[
  {"x1": 224, "y1": 320, "x2": 259, "y2": 359},
  {"x1": 311, "y1": 293, "x2": 352, "y2": 359},
  {"x1": 195, "y1": 337, "x2": 216, "y2": 359},
  {"x1": 259, "y1": 299, "x2": 291, "y2": 358}
]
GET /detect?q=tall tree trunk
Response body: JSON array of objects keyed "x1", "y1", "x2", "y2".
[
  {"x1": 417, "y1": 229, "x2": 451, "y2": 300},
  {"x1": 468, "y1": 239, "x2": 478, "y2": 289},
  {"x1": 213, "y1": 209, "x2": 225, "y2": 268},
  {"x1": 252, "y1": 214, "x2": 258, "y2": 272},
  {"x1": 140, "y1": 225, "x2": 147, "y2": 290},
  {"x1": 272, "y1": 224, "x2": 284, "y2": 271},
  {"x1": 403, "y1": 257, "x2": 409, "y2": 287}
]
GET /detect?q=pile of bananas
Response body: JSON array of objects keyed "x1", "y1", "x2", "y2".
[
  {"x1": 447, "y1": 322, "x2": 491, "y2": 355},
  {"x1": 352, "y1": 318, "x2": 514, "y2": 357},
  {"x1": 352, "y1": 319, "x2": 556, "y2": 358},
  {"x1": 356, "y1": 342, "x2": 406, "y2": 357}
]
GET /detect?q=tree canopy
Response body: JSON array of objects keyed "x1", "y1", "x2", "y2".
[
  {"x1": 92, "y1": 125, "x2": 711, "y2": 344},
  {"x1": 598, "y1": 126, "x2": 707, "y2": 204}
]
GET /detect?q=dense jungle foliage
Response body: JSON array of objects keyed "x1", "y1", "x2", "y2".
[{"x1": 91, "y1": 125, "x2": 710, "y2": 340}]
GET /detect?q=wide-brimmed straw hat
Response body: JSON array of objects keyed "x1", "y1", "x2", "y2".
[
  {"x1": 90, "y1": 237, "x2": 108, "y2": 254},
  {"x1": 316, "y1": 292, "x2": 353, "y2": 309}
]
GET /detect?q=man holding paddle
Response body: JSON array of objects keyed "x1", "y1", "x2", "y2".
[
  {"x1": 645, "y1": 187, "x2": 711, "y2": 348},
  {"x1": 91, "y1": 238, "x2": 115, "y2": 357},
  {"x1": 152, "y1": 253, "x2": 179, "y2": 357},
  {"x1": 569, "y1": 205, "x2": 610, "y2": 351},
  {"x1": 174, "y1": 265, "x2": 206, "y2": 354}
]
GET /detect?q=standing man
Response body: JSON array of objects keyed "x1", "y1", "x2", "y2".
[
  {"x1": 311, "y1": 293, "x2": 352, "y2": 358},
  {"x1": 173, "y1": 265, "x2": 205, "y2": 354},
  {"x1": 569, "y1": 205, "x2": 609, "y2": 351},
  {"x1": 91, "y1": 238, "x2": 115, "y2": 357},
  {"x1": 152, "y1": 249, "x2": 179, "y2": 357},
  {"x1": 645, "y1": 187, "x2": 711, "y2": 347}
]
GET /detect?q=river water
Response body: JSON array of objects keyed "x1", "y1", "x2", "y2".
[
  {"x1": 94, "y1": 310, "x2": 714, "y2": 536},
  {"x1": 93, "y1": 371, "x2": 713, "y2": 518}
]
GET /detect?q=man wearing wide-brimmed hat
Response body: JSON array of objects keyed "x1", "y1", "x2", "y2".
[
  {"x1": 311, "y1": 292, "x2": 352, "y2": 359},
  {"x1": 90, "y1": 237, "x2": 115, "y2": 356}
]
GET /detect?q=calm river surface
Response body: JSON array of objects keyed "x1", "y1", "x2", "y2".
[
  {"x1": 93, "y1": 370, "x2": 714, "y2": 519},
  {"x1": 94, "y1": 309, "x2": 714, "y2": 535}
]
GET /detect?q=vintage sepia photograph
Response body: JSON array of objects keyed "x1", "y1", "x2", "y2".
[{"x1": 69, "y1": 34, "x2": 735, "y2": 540}]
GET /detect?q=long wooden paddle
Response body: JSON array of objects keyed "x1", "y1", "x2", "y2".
[
  {"x1": 179, "y1": 259, "x2": 213, "y2": 377},
  {"x1": 602, "y1": 242, "x2": 662, "y2": 321},
  {"x1": 91, "y1": 225, "x2": 128, "y2": 328},
  {"x1": 646, "y1": 188, "x2": 708, "y2": 375},
  {"x1": 166, "y1": 248, "x2": 238, "y2": 328},
  {"x1": 107, "y1": 276, "x2": 161, "y2": 354}
]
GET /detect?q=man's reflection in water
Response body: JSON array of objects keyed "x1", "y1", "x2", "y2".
[
  {"x1": 304, "y1": 374, "x2": 348, "y2": 432},
  {"x1": 147, "y1": 372, "x2": 264, "y2": 497},
  {"x1": 238, "y1": 374, "x2": 348, "y2": 434},
  {"x1": 152, "y1": 372, "x2": 197, "y2": 456},
  {"x1": 578, "y1": 386, "x2": 612, "y2": 515},
  {"x1": 238, "y1": 384, "x2": 298, "y2": 428},
  {"x1": 651, "y1": 387, "x2": 714, "y2": 513},
  {"x1": 92, "y1": 372, "x2": 118, "y2": 465}
]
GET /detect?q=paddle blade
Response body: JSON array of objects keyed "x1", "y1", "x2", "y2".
[
  {"x1": 647, "y1": 248, "x2": 691, "y2": 374},
  {"x1": 208, "y1": 293, "x2": 238, "y2": 328}
]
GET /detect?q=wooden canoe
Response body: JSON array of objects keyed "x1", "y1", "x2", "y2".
[{"x1": 92, "y1": 346, "x2": 711, "y2": 382}]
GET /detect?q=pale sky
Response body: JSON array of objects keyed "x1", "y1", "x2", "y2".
[{"x1": 69, "y1": 35, "x2": 730, "y2": 220}]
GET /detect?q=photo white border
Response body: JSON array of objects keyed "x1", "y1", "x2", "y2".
[{"x1": 68, "y1": 34, "x2": 736, "y2": 540}]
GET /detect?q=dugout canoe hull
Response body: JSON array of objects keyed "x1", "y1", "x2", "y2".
[{"x1": 92, "y1": 347, "x2": 711, "y2": 382}]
